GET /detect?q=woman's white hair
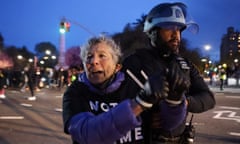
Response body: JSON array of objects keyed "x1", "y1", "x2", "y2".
[{"x1": 80, "y1": 35, "x2": 122, "y2": 64}]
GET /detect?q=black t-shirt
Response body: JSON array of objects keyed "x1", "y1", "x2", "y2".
[{"x1": 62, "y1": 74, "x2": 146, "y2": 144}]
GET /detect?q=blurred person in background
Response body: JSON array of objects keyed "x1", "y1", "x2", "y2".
[
  {"x1": 219, "y1": 68, "x2": 226, "y2": 90},
  {"x1": 21, "y1": 66, "x2": 36, "y2": 101},
  {"x1": 0, "y1": 69, "x2": 7, "y2": 99}
]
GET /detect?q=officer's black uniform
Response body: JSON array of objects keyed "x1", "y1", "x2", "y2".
[{"x1": 122, "y1": 48, "x2": 216, "y2": 143}]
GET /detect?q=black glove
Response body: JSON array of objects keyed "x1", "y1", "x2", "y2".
[
  {"x1": 166, "y1": 56, "x2": 191, "y2": 105},
  {"x1": 135, "y1": 74, "x2": 169, "y2": 109}
]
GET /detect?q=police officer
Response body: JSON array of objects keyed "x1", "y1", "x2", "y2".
[{"x1": 122, "y1": 2, "x2": 216, "y2": 143}]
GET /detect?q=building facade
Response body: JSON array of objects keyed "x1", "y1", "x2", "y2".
[{"x1": 220, "y1": 27, "x2": 240, "y2": 66}]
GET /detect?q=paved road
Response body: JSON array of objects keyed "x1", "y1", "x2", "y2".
[
  {"x1": 190, "y1": 87, "x2": 240, "y2": 144},
  {"x1": 0, "y1": 87, "x2": 72, "y2": 144}
]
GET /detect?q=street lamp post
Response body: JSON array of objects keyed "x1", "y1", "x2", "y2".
[
  {"x1": 55, "y1": 18, "x2": 69, "y2": 70},
  {"x1": 55, "y1": 17, "x2": 95, "y2": 70},
  {"x1": 200, "y1": 44, "x2": 212, "y2": 77}
]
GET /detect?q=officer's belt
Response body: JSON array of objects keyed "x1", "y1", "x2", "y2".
[{"x1": 152, "y1": 134, "x2": 181, "y2": 143}]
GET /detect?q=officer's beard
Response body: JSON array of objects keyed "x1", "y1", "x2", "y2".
[{"x1": 154, "y1": 35, "x2": 180, "y2": 56}]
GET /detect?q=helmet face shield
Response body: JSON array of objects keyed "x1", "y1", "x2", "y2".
[
  {"x1": 144, "y1": 2, "x2": 199, "y2": 34},
  {"x1": 186, "y1": 21, "x2": 199, "y2": 34}
]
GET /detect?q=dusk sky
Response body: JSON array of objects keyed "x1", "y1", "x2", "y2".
[{"x1": 0, "y1": 0, "x2": 239, "y2": 62}]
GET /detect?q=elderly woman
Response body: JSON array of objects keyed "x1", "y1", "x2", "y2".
[{"x1": 62, "y1": 35, "x2": 169, "y2": 144}]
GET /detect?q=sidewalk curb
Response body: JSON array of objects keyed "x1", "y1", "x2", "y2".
[{"x1": 209, "y1": 86, "x2": 240, "y2": 94}]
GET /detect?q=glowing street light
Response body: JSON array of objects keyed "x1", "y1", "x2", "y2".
[
  {"x1": 204, "y1": 44, "x2": 211, "y2": 51},
  {"x1": 17, "y1": 55, "x2": 23, "y2": 60},
  {"x1": 45, "y1": 50, "x2": 51, "y2": 55},
  {"x1": 40, "y1": 60, "x2": 45, "y2": 64},
  {"x1": 28, "y1": 58, "x2": 33, "y2": 63},
  {"x1": 234, "y1": 59, "x2": 238, "y2": 63},
  {"x1": 202, "y1": 44, "x2": 214, "y2": 62},
  {"x1": 51, "y1": 55, "x2": 56, "y2": 59}
]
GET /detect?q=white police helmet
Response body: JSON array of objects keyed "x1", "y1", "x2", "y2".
[{"x1": 144, "y1": 2, "x2": 199, "y2": 34}]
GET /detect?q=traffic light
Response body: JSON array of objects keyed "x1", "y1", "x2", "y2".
[
  {"x1": 59, "y1": 21, "x2": 66, "y2": 33},
  {"x1": 65, "y1": 22, "x2": 70, "y2": 32},
  {"x1": 60, "y1": 22, "x2": 65, "y2": 28},
  {"x1": 59, "y1": 21, "x2": 70, "y2": 33}
]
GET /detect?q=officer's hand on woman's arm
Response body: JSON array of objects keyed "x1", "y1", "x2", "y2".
[{"x1": 131, "y1": 73, "x2": 169, "y2": 115}]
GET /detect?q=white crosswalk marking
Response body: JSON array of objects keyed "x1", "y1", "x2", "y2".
[
  {"x1": 54, "y1": 108, "x2": 62, "y2": 112},
  {"x1": 20, "y1": 103, "x2": 33, "y2": 107},
  {"x1": 0, "y1": 116, "x2": 24, "y2": 119},
  {"x1": 229, "y1": 132, "x2": 240, "y2": 137}
]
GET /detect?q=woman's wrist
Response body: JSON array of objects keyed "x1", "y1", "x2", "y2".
[{"x1": 130, "y1": 99, "x2": 144, "y2": 116}]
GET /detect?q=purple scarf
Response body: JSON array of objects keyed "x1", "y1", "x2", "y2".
[{"x1": 78, "y1": 72, "x2": 125, "y2": 95}]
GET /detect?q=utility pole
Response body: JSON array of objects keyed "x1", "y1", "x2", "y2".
[
  {"x1": 55, "y1": 17, "x2": 70, "y2": 70},
  {"x1": 55, "y1": 17, "x2": 95, "y2": 70}
]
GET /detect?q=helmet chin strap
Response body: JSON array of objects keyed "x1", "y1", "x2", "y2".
[{"x1": 148, "y1": 29, "x2": 158, "y2": 47}]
